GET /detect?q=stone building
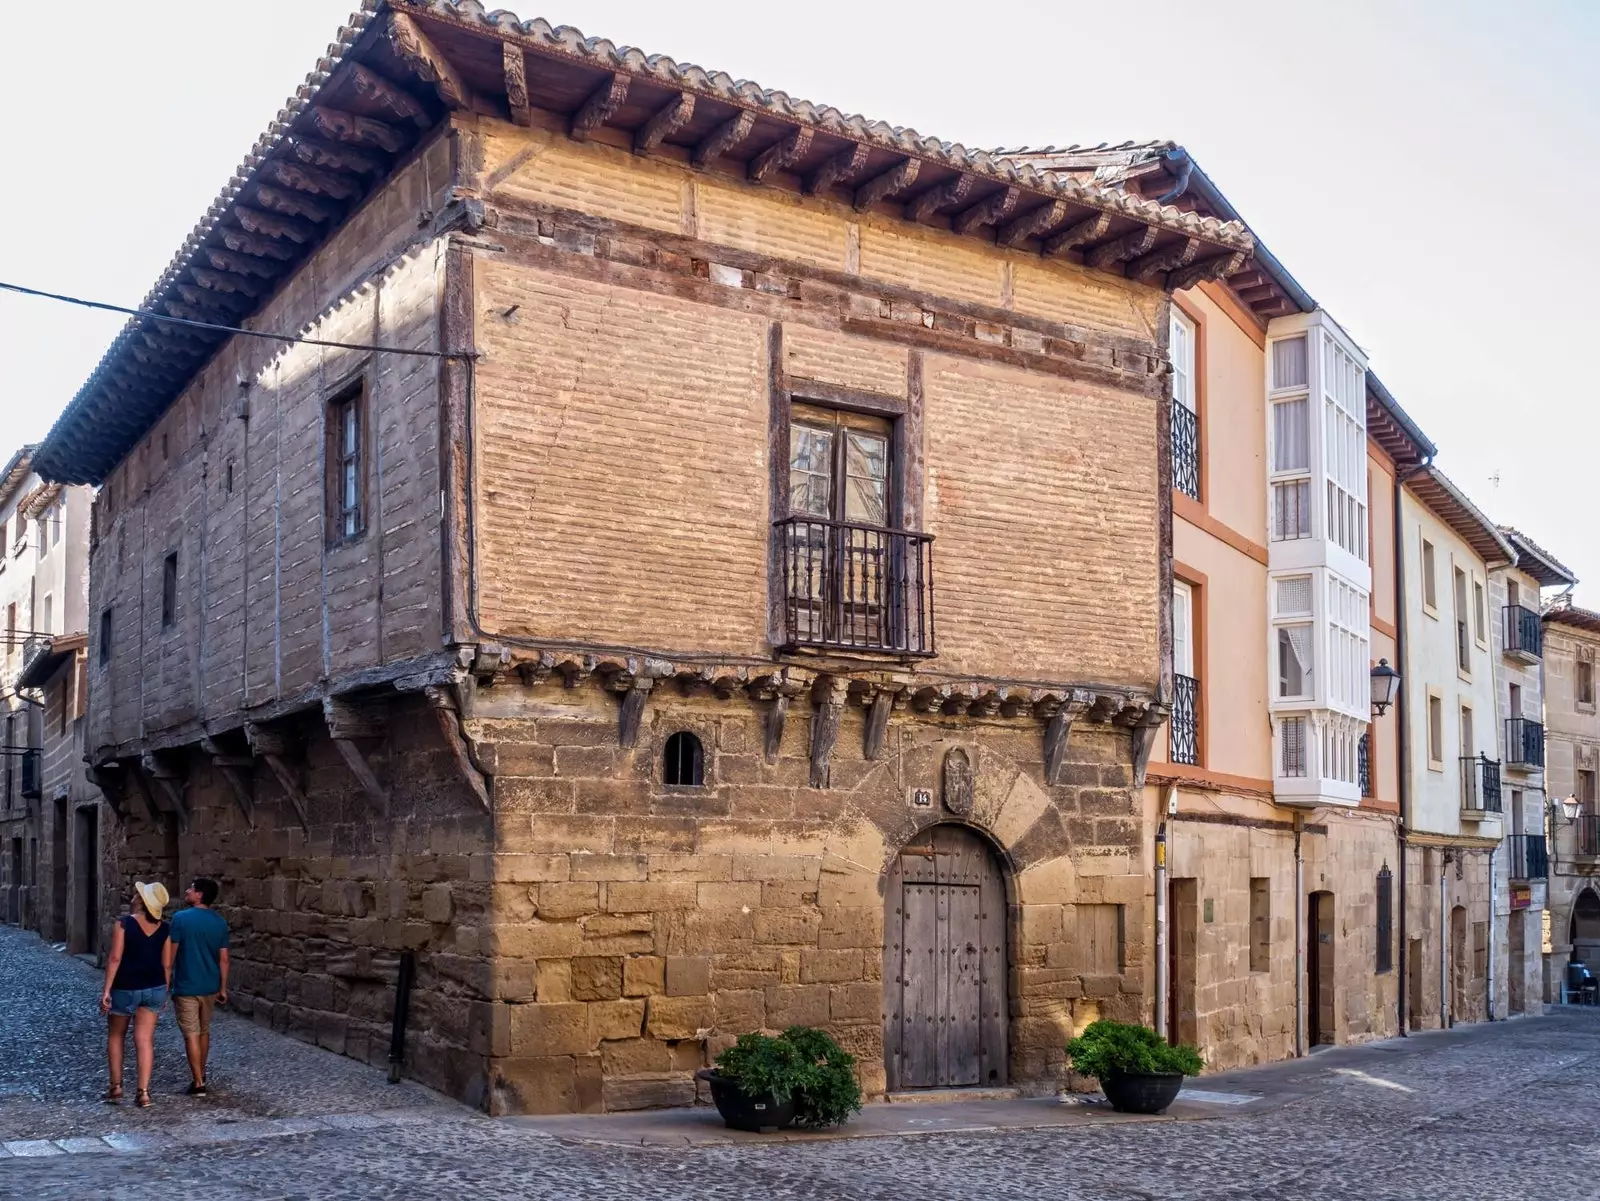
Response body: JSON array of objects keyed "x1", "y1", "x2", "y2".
[
  {"x1": 1540, "y1": 597, "x2": 1600, "y2": 996},
  {"x1": 997, "y1": 142, "x2": 1409, "y2": 1068},
  {"x1": 32, "y1": 2, "x2": 1254, "y2": 1111},
  {"x1": 0, "y1": 443, "x2": 93, "y2": 937},
  {"x1": 1489, "y1": 530, "x2": 1576, "y2": 1016}
]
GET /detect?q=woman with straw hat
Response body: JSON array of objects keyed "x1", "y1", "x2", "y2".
[{"x1": 98, "y1": 881, "x2": 171, "y2": 1107}]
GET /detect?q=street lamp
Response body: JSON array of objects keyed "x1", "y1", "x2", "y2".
[
  {"x1": 1370, "y1": 659, "x2": 1400, "y2": 718},
  {"x1": 1559, "y1": 794, "x2": 1583, "y2": 822}
]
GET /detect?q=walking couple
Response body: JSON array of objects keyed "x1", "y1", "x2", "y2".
[{"x1": 98, "y1": 877, "x2": 230, "y2": 1107}]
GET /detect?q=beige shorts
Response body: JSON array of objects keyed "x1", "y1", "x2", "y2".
[{"x1": 173, "y1": 993, "x2": 217, "y2": 1037}]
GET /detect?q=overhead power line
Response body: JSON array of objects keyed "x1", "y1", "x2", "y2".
[{"x1": 0, "y1": 280, "x2": 460, "y2": 360}]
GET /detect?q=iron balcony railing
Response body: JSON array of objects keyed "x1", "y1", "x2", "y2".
[
  {"x1": 1358, "y1": 732, "x2": 1372, "y2": 798},
  {"x1": 19, "y1": 747, "x2": 41, "y2": 800},
  {"x1": 775, "y1": 516, "x2": 935, "y2": 656},
  {"x1": 1503, "y1": 604, "x2": 1542, "y2": 659},
  {"x1": 1170, "y1": 673, "x2": 1199, "y2": 766},
  {"x1": 1507, "y1": 834, "x2": 1548, "y2": 880},
  {"x1": 1172, "y1": 404, "x2": 1199, "y2": 501},
  {"x1": 1460, "y1": 753, "x2": 1503, "y2": 815},
  {"x1": 1505, "y1": 717, "x2": 1544, "y2": 768},
  {"x1": 1579, "y1": 815, "x2": 1600, "y2": 859}
]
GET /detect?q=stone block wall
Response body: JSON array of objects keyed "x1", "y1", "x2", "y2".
[
  {"x1": 466, "y1": 676, "x2": 1150, "y2": 1114},
  {"x1": 101, "y1": 694, "x2": 497, "y2": 1105},
  {"x1": 1403, "y1": 844, "x2": 1492, "y2": 1029}
]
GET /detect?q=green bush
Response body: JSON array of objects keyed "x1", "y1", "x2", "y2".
[
  {"x1": 714, "y1": 1026, "x2": 863, "y2": 1128},
  {"x1": 1065, "y1": 1020, "x2": 1203, "y2": 1080}
]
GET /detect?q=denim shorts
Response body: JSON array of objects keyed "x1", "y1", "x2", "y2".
[{"x1": 108, "y1": 986, "x2": 167, "y2": 1016}]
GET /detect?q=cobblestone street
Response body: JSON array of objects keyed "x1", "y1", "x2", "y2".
[{"x1": 3, "y1": 923, "x2": 1598, "y2": 1200}]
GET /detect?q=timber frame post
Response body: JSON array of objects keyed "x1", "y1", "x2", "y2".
[
  {"x1": 201, "y1": 736, "x2": 257, "y2": 829},
  {"x1": 323, "y1": 695, "x2": 391, "y2": 817},
  {"x1": 140, "y1": 751, "x2": 190, "y2": 834},
  {"x1": 245, "y1": 722, "x2": 312, "y2": 833}
]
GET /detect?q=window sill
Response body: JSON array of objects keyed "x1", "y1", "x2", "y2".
[
  {"x1": 1422, "y1": 605, "x2": 1439, "y2": 621},
  {"x1": 1427, "y1": 759, "x2": 1444, "y2": 773},
  {"x1": 1457, "y1": 668, "x2": 1473, "y2": 685}
]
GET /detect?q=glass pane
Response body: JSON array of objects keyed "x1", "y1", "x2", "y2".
[
  {"x1": 1272, "y1": 399, "x2": 1309, "y2": 472},
  {"x1": 789, "y1": 426, "x2": 833, "y2": 517},
  {"x1": 844, "y1": 432, "x2": 888, "y2": 525},
  {"x1": 342, "y1": 403, "x2": 359, "y2": 456},
  {"x1": 1273, "y1": 335, "x2": 1308, "y2": 390}
]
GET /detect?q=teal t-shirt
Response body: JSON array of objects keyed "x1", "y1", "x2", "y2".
[{"x1": 169, "y1": 907, "x2": 230, "y2": 997}]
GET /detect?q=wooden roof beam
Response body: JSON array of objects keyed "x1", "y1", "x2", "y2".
[
  {"x1": 805, "y1": 143, "x2": 869, "y2": 196},
  {"x1": 503, "y1": 43, "x2": 531, "y2": 126},
  {"x1": 201, "y1": 247, "x2": 282, "y2": 280},
  {"x1": 308, "y1": 106, "x2": 407, "y2": 153},
  {"x1": 1086, "y1": 226, "x2": 1159, "y2": 271},
  {"x1": 285, "y1": 135, "x2": 382, "y2": 176},
  {"x1": 749, "y1": 126, "x2": 814, "y2": 183},
  {"x1": 571, "y1": 73, "x2": 629, "y2": 142},
  {"x1": 693, "y1": 109, "x2": 754, "y2": 167},
  {"x1": 906, "y1": 174, "x2": 973, "y2": 223},
  {"x1": 1128, "y1": 237, "x2": 1200, "y2": 283},
  {"x1": 853, "y1": 158, "x2": 920, "y2": 211},
  {"x1": 190, "y1": 266, "x2": 262, "y2": 298},
  {"x1": 387, "y1": 11, "x2": 475, "y2": 112},
  {"x1": 254, "y1": 185, "x2": 335, "y2": 223},
  {"x1": 219, "y1": 226, "x2": 297, "y2": 260},
  {"x1": 1042, "y1": 212, "x2": 1110, "y2": 257},
  {"x1": 634, "y1": 92, "x2": 695, "y2": 156},
  {"x1": 953, "y1": 187, "x2": 1018, "y2": 235},
  {"x1": 263, "y1": 159, "x2": 361, "y2": 201},
  {"x1": 1169, "y1": 251, "x2": 1250, "y2": 292},
  {"x1": 176, "y1": 282, "x2": 251, "y2": 312},
  {"x1": 347, "y1": 63, "x2": 430, "y2": 129},
  {"x1": 997, "y1": 200, "x2": 1067, "y2": 249}
]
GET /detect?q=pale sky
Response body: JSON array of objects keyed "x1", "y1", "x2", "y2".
[{"x1": 1, "y1": 1, "x2": 1595, "y2": 598}]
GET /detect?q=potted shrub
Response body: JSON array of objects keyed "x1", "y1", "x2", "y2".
[
  {"x1": 697, "y1": 1026, "x2": 863, "y2": 1132},
  {"x1": 1065, "y1": 1020, "x2": 1203, "y2": 1114}
]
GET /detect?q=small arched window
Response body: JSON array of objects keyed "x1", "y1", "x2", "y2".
[{"x1": 663, "y1": 731, "x2": 705, "y2": 787}]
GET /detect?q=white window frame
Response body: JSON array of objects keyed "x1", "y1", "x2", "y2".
[
  {"x1": 1173, "y1": 580, "x2": 1194, "y2": 678},
  {"x1": 1170, "y1": 308, "x2": 1196, "y2": 415}
]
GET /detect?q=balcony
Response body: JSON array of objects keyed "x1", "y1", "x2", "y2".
[
  {"x1": 1460, "y1": 753, "x2": 1502, "y2": 819},
  {"x1": 19, "y1": 748, "x2": 41, "y2": 801},
  {"x1": 1505, "y1": 717, "x2": 1544, "y2": 769},
  {"x1": 1506, "y1": 834, "x2": 1548, "y2": 880},
  {"x1": 775, "y1": 516, "x2": 935, "y2": 657},
  {"x1": 1172, "y1": 404, "x2": 1199, "y2": 501},
  {"x1": 1170, "y1": 673, "x2": 1199, "y2": 766},
  {"x1": 1503, "y1": 604, "x2": 1542, "y2": 661}
]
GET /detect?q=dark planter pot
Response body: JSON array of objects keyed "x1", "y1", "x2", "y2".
[
  {"x1": 696, "y1": 1069, "x2": 796, "y2": 1133},
  {"x1": 1100, "y1": 1070, "x2": 1186, "y2": 1114}
]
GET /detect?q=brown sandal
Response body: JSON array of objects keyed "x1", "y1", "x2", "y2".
[
  {"x1": 135, "y1": 1088, "x2": 152, "y2": 1108},
  {"x1": 103, "y1": 1083, "x2": 123, "y2": 1104}
]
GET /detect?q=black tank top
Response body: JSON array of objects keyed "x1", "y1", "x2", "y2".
[{"x1": 112, "y1": 914, "x2": 169, "y2": 991}]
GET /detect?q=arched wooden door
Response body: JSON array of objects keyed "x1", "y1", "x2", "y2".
[{"x1": 884, "y1": 825, "x2": 1007, "y2": 1091}]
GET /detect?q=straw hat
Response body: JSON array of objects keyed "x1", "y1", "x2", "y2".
[{"x1": 134, "y1": 881, "x2": 169, "y2": 921}]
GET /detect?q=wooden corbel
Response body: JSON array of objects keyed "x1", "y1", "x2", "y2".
[
  {"x1": 571, "y1": 73, "x2": 629, "y2": 142},
  {"x1": 322, "y1": 695, "x2": 390, "y2": 817},
  {"x1": 140, "y1": 752, "x2": 190, "y2": 834},
  {"x1": 1167, "y1": 250, "x2": 1249, "y2": 293},
  {"x1": 693, "y1": 110, "x2": 755, "y2": 167},
  {"x1": 750, "y1": 126, "x2": 815, "y2": 184},
  {"x1": 997, "y1": 200, "x2": 1067, "y2": 249},
  {"x1": 245, "y1": 723, "x2": 311, "y2": 833},
  {"x1": 119, "y1": 762, "x2": 164, "y2": 827},
  {"x1": 862, "y1": 687, "x2": 898, "y2": 761},
  {"x1": 805, "y1": 143, "x2": 870, "y2": 196},
  {"x1": 1087, "y1": 227, "x2": 1160, "y2": 271},
  {"x1": 953, "y1": 187, "x2": 1019, "y2": 236},
  {"x1": 388, "y1": 11, "x2": 475, "y2": 112},
  {"x1": 853, "y1": 158, "x2": 920, "y2": 212},
  {"x1": 502, "y1": 43, "x2": 531, "y2": 126},
  {"x1": 424, "y1": 686, "x2": 492, "y2": 814},
  {"x1": 1119, "y1": 701, "x2": 1170, "y2": 791},
  {"x1": 1040, "y1": 692, "x2": 1094, "y2": 786},
  {"x1": 85, "y1": 764, "x2": 129, "y2": 823},
  {"x1": 201, "y1": 737, "x2": 256, "y2": 829},
  {"x1": 617, "y1": 678, "x2": 654, "y2": 750},
  {"x1": 906, "y1": 174, "x2": 974, "y2": 223},
  {"x1": 809, "y1": 677, "x2": 850, "y2": 789},
  {"x1": 1042, "y1": 212, "x2": 1111, "y2": 258},
  {"x1": 1129, "y1": 237, "x2": 1200, "y2": 284},
  {"x1": 635, "y1": 92, "x2": 695, "y2": 156}
]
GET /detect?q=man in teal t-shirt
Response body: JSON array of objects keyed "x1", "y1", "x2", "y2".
[{"x1": 163, "y1": 877, "x2": 230, "y2": 1096}]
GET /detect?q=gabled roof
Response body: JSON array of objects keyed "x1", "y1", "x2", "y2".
[
  {"x1": 1365, "y1": 373, "x2": 1437, "y2": 468},
  {"x1": 1544, "y1": 596, "x2": 1600, "y2": 637},
  {"x1": 996, "y1": 142, "x2": 1313, "y2": 324},
  {"x1": 1501, "y1": 528, "x2": 1578, "y2": 588},
  {"x1": 1406, "y1": 465, "x2": 1516, "y2": 568},
  {"x1": 0, "y1": 446, "x2": 36, "y2": 510},
  {"x1": 35, "y1": 0, "x2": 1253, "y2": 487}
]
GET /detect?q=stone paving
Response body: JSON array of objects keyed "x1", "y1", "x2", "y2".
[{"x1": 3, "y1": 922, "x2": 1598, "y2": 1199}]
